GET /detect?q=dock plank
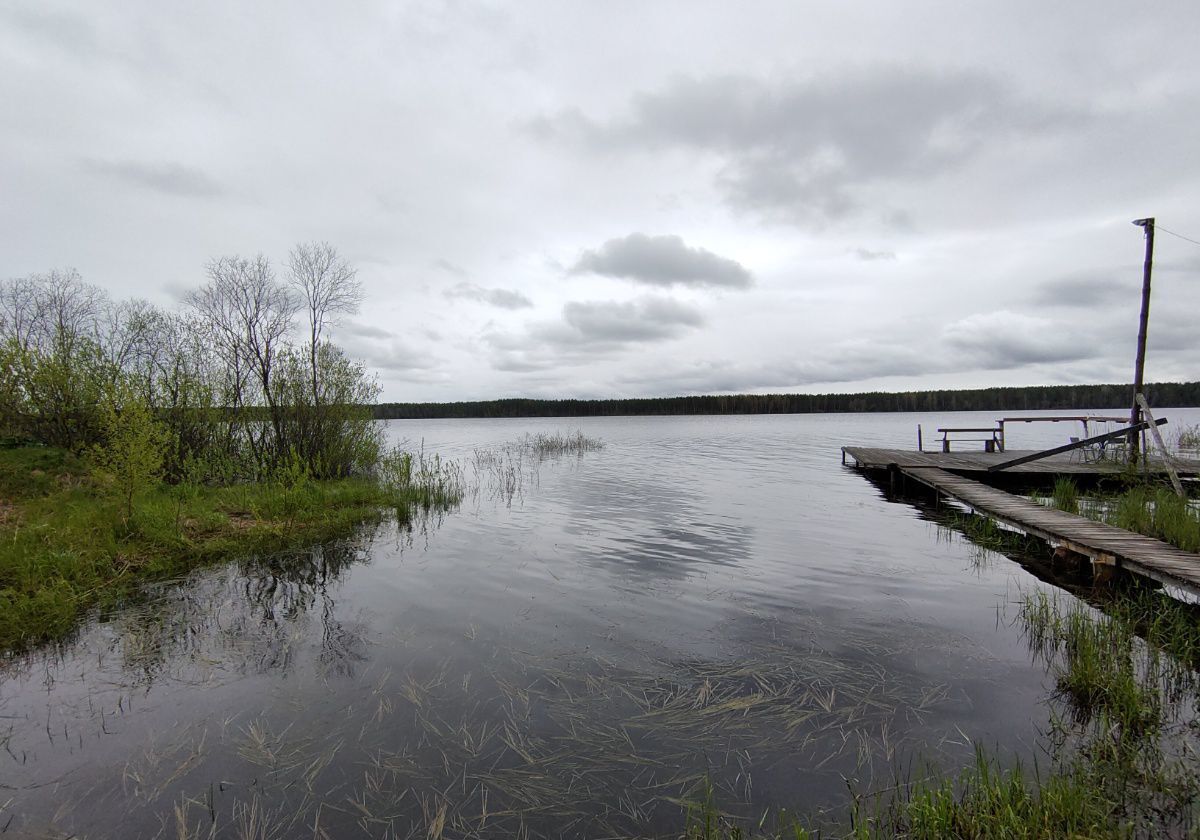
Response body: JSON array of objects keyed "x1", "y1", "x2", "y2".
[{"x1": 899, "y1": 466, "x2": 1200, "y2": 594}]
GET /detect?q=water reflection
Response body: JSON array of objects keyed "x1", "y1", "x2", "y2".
[{"x1": 564, "y1": 471, "x2": 753, "y2": 584}]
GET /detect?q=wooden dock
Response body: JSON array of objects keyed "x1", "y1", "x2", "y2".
[
  {"x1": 843, "y1": 446, "x2": 1200, "y2": 594},
  {"x1": 897, "y1": 466, "x2": 1200, "y2": 595},
  {"x1": 842, "y1": 446, "x2": 1200, "y2": 478}
]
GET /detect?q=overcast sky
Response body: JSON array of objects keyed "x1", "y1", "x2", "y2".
[{"x1": 3, "y1": 2, "x2": 1198, "y2": 402}]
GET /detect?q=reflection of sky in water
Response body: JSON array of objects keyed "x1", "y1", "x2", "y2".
[{"x1": 4, "y1": 409, "x2": 1199, "y2": 837}]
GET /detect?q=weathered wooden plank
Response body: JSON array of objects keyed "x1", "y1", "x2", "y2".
[{"x1": 895, "y1": 465, "x2": 1200, "y2": 595}]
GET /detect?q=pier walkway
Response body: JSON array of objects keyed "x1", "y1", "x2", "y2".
[
  {"x1": 841, "y1": 446, "x2": 1200, "y2": 478},
  {"x1": 842, "y1": 446, "x2": 1200, "y2": 595},
  {"x1": 900, "y1": 466, "x2": 1200, "y2": 595}
]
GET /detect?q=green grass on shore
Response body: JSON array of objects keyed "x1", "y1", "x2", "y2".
[{"x1": 0, "y1": 445, "x2": 460, "y2": 654}]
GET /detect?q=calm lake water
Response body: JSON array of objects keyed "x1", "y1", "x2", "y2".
[{"x1": 3, "y1": 409, "x2": 1199, "y2": 838}]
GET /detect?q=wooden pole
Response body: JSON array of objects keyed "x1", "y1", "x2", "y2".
[
  {"x1": 1130, "y1": 217, "x2": 1155, "y2": 468},
  {"x1": 1135, "y1": 394, "x2": 1186, "y2": 497}
]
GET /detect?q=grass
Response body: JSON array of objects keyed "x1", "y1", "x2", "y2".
[
  {"x1": 1031, "y1": 478, "x2": 1200, "y2": 554},
  {"x1": 1021, "y1": 591, "x2": 1162, "y2": 734},
  {"x1": 1051, "y1": 477, "x2": 1079, "y2": 514},
  {"x1": 0, "y1": 445, "x2": 462, "y2": 654},
  {"x1": 856, "y1": 752, "x2": 1113, "y2": 840},
  {"x1": 1105, "y1": 486, "x2": 1200, "y2": 553},
  {"x1": 1175, "y1": 424, "x2": 1200, "y2": 452},
  {"x1": 684, "y1": 752, "x2": 1113, "y2": 839},
  {"x1": 527, "y1": 430, "x2": 605, "y2": 458}
]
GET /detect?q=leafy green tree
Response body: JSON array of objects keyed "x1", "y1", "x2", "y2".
[
  {"x1": 91, "y1": 382, "x2": 168, "y2": 525},
  {"x1": 271, "y1": 342, "x2": 381, "y2": 478}
]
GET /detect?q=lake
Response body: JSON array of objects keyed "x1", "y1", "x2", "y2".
[{"x1": 3, "y1": 409, "x2": 1198, "y2": 837}]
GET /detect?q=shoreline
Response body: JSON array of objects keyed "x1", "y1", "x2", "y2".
[{"x1": 0, "y1": 445, "x2": 452, "y2": 654}]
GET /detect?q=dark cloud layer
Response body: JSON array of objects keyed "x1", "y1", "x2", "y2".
[
  {"x1": 571, "y1": 233, "x2": 753, "y2": 289},
  {"x1": 539, "y1": 68, "x2": 1086, "y2": 224}
]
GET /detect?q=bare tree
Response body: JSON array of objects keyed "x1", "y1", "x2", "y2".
[
  {"x1": 1, "y1": 269, "x2": 106, "y2": 355},
  {"x1": 0, "y1": 275, "x2": 42, "y2": 352},
  {"x1": 37, "y1": 269, "x2": 106, "y2": 354},
  {"x1": 286, "y1": 242, "x2": 362, "y2": 405},
  {"x1": 190, "y1": 255, "x2": 298, "y2": 469}
]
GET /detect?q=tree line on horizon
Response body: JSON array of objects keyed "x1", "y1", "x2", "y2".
[{"x1": 374, "y1": 381, "x2": 1200, "y2": 420}]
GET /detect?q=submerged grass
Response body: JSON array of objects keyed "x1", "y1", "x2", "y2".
[
  {"x1": 0, "y1": 445, "x2": 463, "y2": 654},
  {"x1": 691, "y1": 586, "x2": 1200, "y2": 839}
]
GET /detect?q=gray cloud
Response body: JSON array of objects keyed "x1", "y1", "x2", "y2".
[
  {"x1": 556, "y1": 296, "x2": 704, "y2": 342},
  {"x1": 4, "y1": 7, "x2": 99, "y2": 56},
  {"x1": 615, "y1": 342, "x2": 930, "y2": 394},
  {"x1": 942, "y1": 310, "x2": 1091, "y2": 368},
  {"x1": 1148, "y1": 311, "x2": 1200, "y2": 353},
  {"x1": 570, "y1": 233, "x2": 753, "y2": 289},
  {"x1": 483, "y1": 296, "x2": 705, "y2": 372},
  {"x1": 81, "y1": 159, "x2": 224, "y2": 198},
  {"x1": 5, "y1": 3, "x2": 1199, "y2": 402},
  {"x1": 444, "y1": 281, "x2": 533, "y2": 309},
  {"x1": 370, "y1": 345, "x2": 438, "y2": 373},
  {"x1": 332, "y1": 324, "x2": 436, "y2": 376},
  {"x1": 1031, "y1": 272, "x2": 1137, "y2": 308},
  {"x1": 851, "y1": 247, "x2": 897, "y2": 261},
  {"x1": 539, "y1": 68, "x2": 1085, "y2": 224},
  {"x1": 433, "y1": 259, "x2": 468, "y2": 278},
  {"x1": 337, "y1": 320, "x2": 394, "y2": 340}
]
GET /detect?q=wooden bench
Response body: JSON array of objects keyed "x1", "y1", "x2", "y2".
[{"x1": 935, "y1": 426, "x2": 1003, "y2": 453}]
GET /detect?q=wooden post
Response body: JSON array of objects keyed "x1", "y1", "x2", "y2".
[
  {"x1": 1135, "y1": 394, "x2": 1186, "y2": 497},
  {"x1": 917, "y1": 424, "x2": 923, "y2": 452},
  {"x1": 1130, "y1": 217, "x2": 1155, "y2": 468}
]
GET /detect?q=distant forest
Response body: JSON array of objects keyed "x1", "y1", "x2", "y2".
[{"x1": 374, "y1": 381, "x2": 1200, "y2": 419}]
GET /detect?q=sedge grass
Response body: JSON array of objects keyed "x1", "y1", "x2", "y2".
[
  {"x1": 527, "y1": 430, "x2": 604, "y2": 458},
  {"x1": 1106, "y1": 486, "x2": 1200, "y2": 553}
]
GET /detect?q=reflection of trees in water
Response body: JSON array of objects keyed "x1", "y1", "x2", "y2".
[{"x1": 105, "y1": 529, "x2": 380, "y2": 686}]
